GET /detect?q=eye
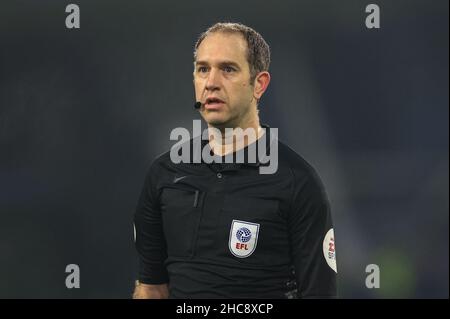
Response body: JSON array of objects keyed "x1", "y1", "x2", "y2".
[
  {"x1": 223, "y1": 66, "x2": 235, "y2": 73},
  {"x1": 197, "y1": 66, "x2": 208, "y2": 73}
]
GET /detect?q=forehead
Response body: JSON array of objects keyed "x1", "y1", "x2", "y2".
[{"x1": 196, "y1": 32, "x2": 248, "y2": 66}]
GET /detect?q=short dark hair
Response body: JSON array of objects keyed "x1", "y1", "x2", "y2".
[{"x1": 194, "y1": 22, "x2": 271, "y2": 83}]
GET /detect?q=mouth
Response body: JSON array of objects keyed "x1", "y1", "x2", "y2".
[{"x1": 204, "y1": 97, "x2": 225, "y2": 110}]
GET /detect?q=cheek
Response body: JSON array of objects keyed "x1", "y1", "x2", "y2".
[
  {"x1": 193, "y1": 78, "x2": 200, "y2": 87},
  {"x1": 194, "y1": 80, "x2": 203, "y2": 95},
  {"x1": 239, "y1": 82, "x2": 254, "y2": 99},
  {"x1": 227, "y1": 85, "x2": 251, "y2": 111}
]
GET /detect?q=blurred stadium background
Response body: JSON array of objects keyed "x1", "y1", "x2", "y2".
[{"x1": 0, "y1": 0, "x2": 448, "y2": 298}]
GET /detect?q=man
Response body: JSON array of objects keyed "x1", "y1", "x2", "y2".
[{"x1": 133, "y1": 22, "x2": 337, "y2": 298}]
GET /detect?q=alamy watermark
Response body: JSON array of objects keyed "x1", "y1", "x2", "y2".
[
  {"x1": 65, "y1": 264, "x2": 80, "y2": 289},
  {"x1": 65, "y1": 4, "x2": 80, "y2": 29},
  {"x1": 365, "y1": 264, "x2": 380, "y2": 289},
  {"x1": 365, "y1": 4, "x2": 380, "y2": 29},
  {"x1": 169, "y1": 120, "x2": 279, "y2": 174}
]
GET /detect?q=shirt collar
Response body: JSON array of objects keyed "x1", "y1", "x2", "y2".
[{"x1": 200, "y1": 123, "x2": 273, "y2": 168}]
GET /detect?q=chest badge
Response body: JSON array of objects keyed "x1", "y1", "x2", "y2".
[{"x1": 229, "y1": 220, "x2": 260, "y2": 258}]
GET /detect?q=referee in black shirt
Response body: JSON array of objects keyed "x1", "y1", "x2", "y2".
[{"x1": 133, "y1": 22, "x2": 337, "y2": 299}]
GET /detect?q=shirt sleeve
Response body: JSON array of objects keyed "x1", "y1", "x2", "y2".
[
  {"x1": 288, "y1": 168, "x2": 337, "y2": 298},
  {"x1": 134, "y1": 161, "x2": 169, "y2": 284}
]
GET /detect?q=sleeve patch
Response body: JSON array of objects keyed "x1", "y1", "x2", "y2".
[{"x1": 323, "y1": 228, "x2": 337, "y2": 273}]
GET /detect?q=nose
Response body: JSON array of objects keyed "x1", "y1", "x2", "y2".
[{"x1": 205, "y1": 68, "x2": 220, "y2": 91}]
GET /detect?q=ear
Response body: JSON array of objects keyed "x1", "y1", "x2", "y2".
[{"x1": 253, "y1": 71, "x2": 271, "y2": 100}]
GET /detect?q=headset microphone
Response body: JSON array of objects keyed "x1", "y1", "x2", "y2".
[{"x1": 194, "y1": 101, "x2": 202, "y2": 109}]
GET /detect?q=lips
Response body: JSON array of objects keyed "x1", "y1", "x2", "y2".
[{"x1": 205, "y1": 97, "x2": 225, "y2": 110}]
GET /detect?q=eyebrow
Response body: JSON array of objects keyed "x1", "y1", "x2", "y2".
[{"x1": 195, "y1": 60, "x2": 241, "y2": 69}]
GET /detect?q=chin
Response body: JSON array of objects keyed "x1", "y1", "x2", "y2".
[{"x1": 203, "y1": 114, "x2": 230, "y2": 127}]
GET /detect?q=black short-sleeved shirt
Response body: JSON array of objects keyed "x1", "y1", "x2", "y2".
[{"x1": 134, "y1": 126, "x2": 337, "y2": 298}]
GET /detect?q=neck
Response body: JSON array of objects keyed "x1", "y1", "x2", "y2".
[{"x1": 208, "y1": 117, "x2": 263, "y2": 156}]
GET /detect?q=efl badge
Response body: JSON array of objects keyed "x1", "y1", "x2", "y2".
[
  {"x1": 323, "y1": 228, "x2": 337, "y2": 273},
  {"x1": 229, "y1": 220, "x2": 260, "y2": 258}
]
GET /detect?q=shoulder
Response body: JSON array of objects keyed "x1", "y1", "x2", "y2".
[
  {"x1": 277, "y1": 140, "x2": 327, "y2": 198},
  {"x1": 144, "y1": 136, "x2": 199, "y2": 180},
  {"x1": 140, "y1": 149, "x2": 175, "y2": 187},
  {"x1": 151, "y1": 149, "x2": 173, "y2": 169}
]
